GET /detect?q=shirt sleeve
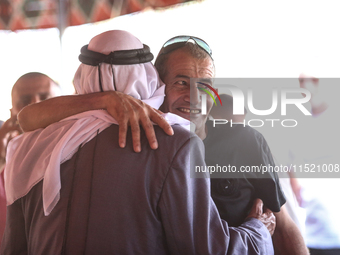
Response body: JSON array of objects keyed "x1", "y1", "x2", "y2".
[{"x1": 158, "y1": 135, "x2": 274, "y2": 255}]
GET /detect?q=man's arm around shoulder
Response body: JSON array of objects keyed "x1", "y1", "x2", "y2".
[{"x1": 158, "y1": 134, "x2": 275, "y2": 254}]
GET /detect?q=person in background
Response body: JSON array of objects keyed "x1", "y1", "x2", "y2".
[
  {"x1": 0, "y1": 72, "x2": 61, "y2": 172},
  {"x1": 17, "y1": 36, "x2": 307, "y2": 254},
  {"x1": 206, "y1": 93, "x2": 307, "y2": 254},
  {"x1": 0, "y1": 72, "x2": 61, "y2": 246},
  {"x1": 208, "y1": 94, "x2": 274, "y2": 226}
]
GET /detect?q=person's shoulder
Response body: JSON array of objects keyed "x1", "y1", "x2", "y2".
[
  {"x1": 154, "y1": 124, "x2": 201, "y2": 146},
  {"x1": 154, "y1": 125, "x2": 204, "y2": 162},
  {"x1": 171, "y1": 124, "x2": 197, "y2": 138}
]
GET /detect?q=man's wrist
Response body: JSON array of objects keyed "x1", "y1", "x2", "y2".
[{"x1": 83, "y1": 92, "x2": 112, "y2": 111}]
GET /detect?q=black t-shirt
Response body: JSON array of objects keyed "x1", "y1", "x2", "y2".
[{"x1": 204, "y1": 120, "x2": 286, "y2": 226}]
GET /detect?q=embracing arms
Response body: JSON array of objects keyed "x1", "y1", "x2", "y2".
[
  {"x1": 160, "y1": 136, "x2": 276, "y2": 254},
  {"x1": 18, "y1": 91, "x2": 173, "y2": 153}
]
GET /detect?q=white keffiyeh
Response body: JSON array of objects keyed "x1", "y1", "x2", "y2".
[{"x1": 5, "y1": 30, "x2": 190, "y2": 215}]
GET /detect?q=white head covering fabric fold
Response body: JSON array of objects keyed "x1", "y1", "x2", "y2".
[{"x1": 5, "y1": 30, "x2": 190, "y2": 216}]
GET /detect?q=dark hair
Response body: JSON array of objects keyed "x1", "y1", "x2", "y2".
[{"x1": 154, "y1": 42, "x2": 215, "y2": 81}]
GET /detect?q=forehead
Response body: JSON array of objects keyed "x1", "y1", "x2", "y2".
[
  {"x1": 165, "y1": 49, "x2": 214, "y2": 79},
  {"x1": 12, "y1": 76, "x2": 57, "y2": 98}
]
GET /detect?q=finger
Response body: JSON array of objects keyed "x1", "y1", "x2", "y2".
[
  {"x1": 149, "y1": 110, "x2": 173, "y2": 136},
  {"x1": 253, "y1": 198, "x2": 264, "y2": 216},
  {"x1": 118, "y1": 121, "x2": 128, "y2": 148},
  {"x1": 267, "y1": 213, "x2": 276, "y2": 236},
  {"x1": 246, "y1": 198, "x2": 263, "y2": 220},
  {"x1": 269, "y1": 213, "x2": 276, "y2": 225},
  {"x1": 154, "y1": 108, "x2": 164, "y2": 115},
  {"x1": 130, "y1": 118, "x2": 141, "y2": 153},
  {"x1": 140, "y1": 115, "x2": 158, "y2": 150},
  {"x1": 263, "y1": 209, "x2": 275, "y2": 221},
  {"x1": 115, "y1": 108, "x2": 128, "y2": 148},
  {"x1": 263, "y1": 206, "x2": 272, "y2": 214}
]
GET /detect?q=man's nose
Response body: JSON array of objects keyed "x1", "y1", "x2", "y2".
[
  {"x1": 184, "y1": 87, "x2": 201, "y2": 106},
  {"x1": 29, "y1": 95, "x2": 41, "y2": 105}
]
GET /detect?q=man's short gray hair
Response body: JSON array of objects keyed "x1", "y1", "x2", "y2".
[{"x1": 154, "y1": 42, "x2": 215, "y2": 81}]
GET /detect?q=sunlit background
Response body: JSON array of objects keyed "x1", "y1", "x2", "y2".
[{"x1": 1, "y1": 0, "x2": 340, "y2": 122}]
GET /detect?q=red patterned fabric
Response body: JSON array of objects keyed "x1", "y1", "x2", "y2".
[{"x1": 0, "y1": 0, "x2": 195, "y2": 31}]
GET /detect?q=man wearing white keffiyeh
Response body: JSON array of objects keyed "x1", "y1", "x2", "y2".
[
  {"x1": 1, "y1": 31, "x2": 274, "y2": 255},
  {"x1": 5, "y1": 30, "x2": 190, "y2": 217}
]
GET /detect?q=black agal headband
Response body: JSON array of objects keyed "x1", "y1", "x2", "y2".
[
  {"x1": 78, "y1": 44, "x2": 153, "y2": 92},
  {"x1": 79, "y1": 44, "x2": 154, "y2": 66}
]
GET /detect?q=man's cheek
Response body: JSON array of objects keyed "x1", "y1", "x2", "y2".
[{"x1": 206, "y1": 99, "x2": 214, "y2": 114}]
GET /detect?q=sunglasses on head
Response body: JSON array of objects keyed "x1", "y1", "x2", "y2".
[{"x1": 159, "y1": 35, "x2": 213, "y2": 58}]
